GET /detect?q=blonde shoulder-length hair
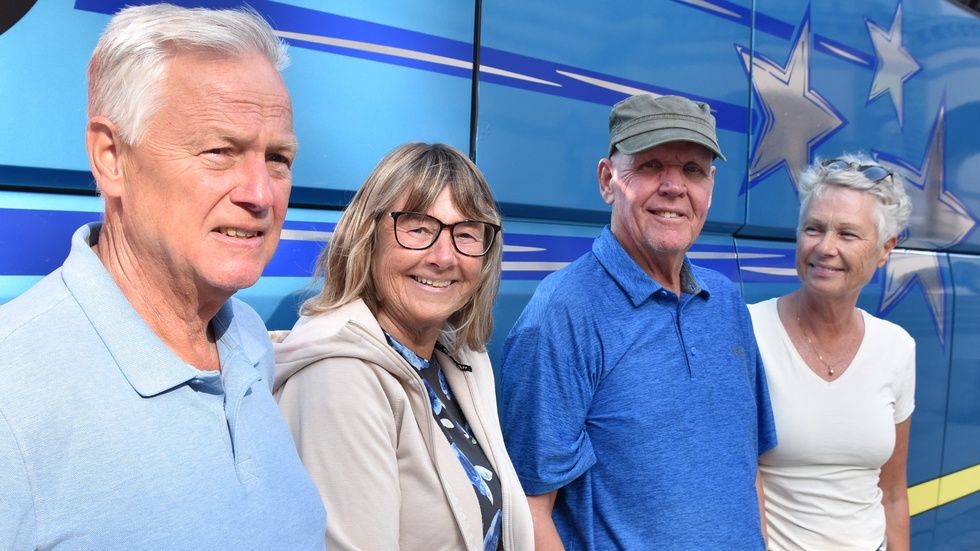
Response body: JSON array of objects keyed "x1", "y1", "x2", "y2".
[{"x1": 301, "y1": 142, "x2": 503, "y2": 354}]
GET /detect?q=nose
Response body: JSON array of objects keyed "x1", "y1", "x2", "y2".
[
  {"x1": 658, "y1": 166, "x2": 686, "y2": 196},
  {"x1": 425, "y1": 227, "x2": 458, "y2": 267},
  {"x1": 814, "y1": 233, "x2": 837, "y2": 255},
  {"x1": 231, "y1": 154, "x2": 276, "y2": 213}
]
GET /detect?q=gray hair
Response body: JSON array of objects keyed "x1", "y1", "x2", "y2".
[
  {"x1": 87, "y1": 3, "x2": 289, "y2": 145},
  {"x1": 798, "y1": 152, "x2": 912, "y2": 248},
  {"x1": 302, "y1": 142, "x2": 503, "y2": 355}
]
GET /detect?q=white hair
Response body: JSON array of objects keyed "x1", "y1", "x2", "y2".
[
  {"x1": 87, "y1": 3, "x2": 289, "y2": 145},
  {"x1": 798, "y1": 152, "x2": 913, "y2": 249}
]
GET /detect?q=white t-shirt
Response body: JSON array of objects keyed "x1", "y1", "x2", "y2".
[{"x1": 749, "y1": 298, "x2": 915, "y2": 551}]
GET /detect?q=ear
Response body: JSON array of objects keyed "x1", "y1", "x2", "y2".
[
  {"x1": 877, "y1": 235, "x2": 898, "y2": 268},
  {"x1": 598, "y1": 157, "x2": 615, "y2": 206},
  {"x1": 706, "y1": 165, "x2": 716, "y2": 209},
  {"x1": 86, "y1": 116, "x2": 126, "y2": 199}
]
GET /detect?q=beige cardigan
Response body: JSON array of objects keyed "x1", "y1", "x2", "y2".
[{"x1": 273, "y1": 299, "x2": 534, "y2": 550}]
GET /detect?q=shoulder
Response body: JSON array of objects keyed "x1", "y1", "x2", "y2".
[
  {"x1": 747, "y1": 297, "x2": 778, "y2": 318},
  {"x1": 511, "y1": 273, "x2": 600, "y2": 341},
  {"x1": 862, "y1": 310, "x2": 915, "y2": 349},
  {"x1": 691, "y1": 263, "x2": 740, "y2": 293},
  {"x1": 525, "y1": 250, "x2": 614, "y2": 313},
  {"x1": 0, "y1": 270, "x2": 71, "y2": 344},
  {"x1": 292, "y1": 300, "x2": 381, "y2": 340},
  {"x1": 455, "y1": 347, "x2": 494, "y2": 380},
  {"x1": 690, "y1": 264, "x2": 750, "y2": 317},
  {"x1": 273, "y1": 300, "x2": 392, "y2": 394},
  {"x1": 0, "y1": 272, "x2": 84, "y2": 390},
  {"x1": 541, "y1": 250, "x2": 602, "y2": 289}
]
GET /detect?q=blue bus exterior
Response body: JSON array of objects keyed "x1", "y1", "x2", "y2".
[{"x1": 2, "y1": 1, "x2": 978, "y2": 547}]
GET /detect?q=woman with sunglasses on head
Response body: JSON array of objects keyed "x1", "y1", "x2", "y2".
[
  {"x1": 749, "y1": 153, "x2": 915, "y2": 551},
  {"x1": 273, "y1": 142, "x2": 533, "y2": 551}
]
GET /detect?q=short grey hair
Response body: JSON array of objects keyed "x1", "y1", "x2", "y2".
[
  {"x1": 798, "y1": 152, "x2": 913, "y2": 248},
  {"x1": 87, "y1": 3, "x2": 289, "y2": 145}
]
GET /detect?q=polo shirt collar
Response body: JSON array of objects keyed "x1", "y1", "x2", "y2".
[
  {"x1": 61, "y1": 223, "x2": 241, "y2": 397},
  {"x1": 592, "y1": 226, "x2": 709, "y2": 306}
]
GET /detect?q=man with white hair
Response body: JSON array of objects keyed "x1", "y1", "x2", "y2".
[{"x1": 0, "y1": 4, "x2": 326, "y2": 548}]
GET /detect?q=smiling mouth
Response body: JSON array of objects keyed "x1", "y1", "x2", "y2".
[
  {"x1": 217, "y1": 227, "x2": 261, "y2": 239},
  {"x1": 653, "y1": 210, "x2": 680, "y2": 219},
  {"x1": 811, "y1": 263, "x2": 843, "y2": 272},
  {"x1": 413, "y1": 276, "x2": 453, "y2": 288}
]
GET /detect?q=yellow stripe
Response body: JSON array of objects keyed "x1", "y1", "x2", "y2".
[
  {"x1": 908, "y1": 478, "x2": 939, "y2": 516},
  {"x1": 909, "y1": 463, "x2": 980, "y2": 516}
]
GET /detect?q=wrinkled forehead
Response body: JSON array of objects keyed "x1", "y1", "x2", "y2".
[{"x1": 618, "y1": 140, "x2": 715, "y2": 166}]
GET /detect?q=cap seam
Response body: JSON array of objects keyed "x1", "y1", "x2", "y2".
[
  {"x1": 616, "y1": 128, "x2": 715, "y2": 143},
  {"x1": 612, "y1": 112, "x2": 714, "y2": 135}
]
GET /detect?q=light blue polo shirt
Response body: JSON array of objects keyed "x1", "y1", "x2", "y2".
[
  {"x1": 500, "y1": 226, "x2": 777, "y2": 551},
  {"x1": 0, "y1": 223, "x2": 326, "y2": 550}
]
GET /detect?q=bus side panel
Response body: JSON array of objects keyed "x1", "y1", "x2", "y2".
[
  {"x1": 935, "y1": 253, "x2": 980, "y2": 549},
  {"x1": 477, "y1": 0, "x2": 751, "y2": 230}
]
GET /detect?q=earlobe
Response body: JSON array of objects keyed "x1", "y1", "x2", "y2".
[
  {"x1": 878, "y1": 236, "x2": 898, "y2": 267},
  {"x1": 86, "y1": 116, "x2": 125, "y2": 198}
]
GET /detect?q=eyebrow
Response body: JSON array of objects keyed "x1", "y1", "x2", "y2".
[
  {"x1": 803, "y1": 218, "x2": 865, "y2": 231},
  {"x1": 215, "y1": 133, "x2": 299, "y2": 152},
  {"x1": 272, "y1": 140, "x2": 299, "y2": 153}
]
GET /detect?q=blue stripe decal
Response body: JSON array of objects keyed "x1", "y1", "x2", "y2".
[
  {"x1": 0, "y1": 209, "x2": 101, "y2": 275},
  {"x1": 72, "y1": 0, "x2": 754, "y2": 134},
  {"x1": 3, "y1": 208, "x2": 765, "y2": 283}
]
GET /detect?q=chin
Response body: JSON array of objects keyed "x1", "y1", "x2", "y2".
[{"x1": 203, "y1": 268, "x2": 264, "y2": 294}]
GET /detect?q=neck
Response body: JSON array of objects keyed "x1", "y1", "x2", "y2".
[
  {"x1": 377, "y1": 319, "x2": 439, "y2": 361},
  {"x1": 786, "y1": 290, "x2": 863, "y2": 378},
  {"x1": 610, "y1": 227, "x2": 687, "y2": 295},
  {"x1": 93, "y1": 222, "x2": 225, "y2": 371},
  {"x1": 793, "y1": 290, "x2": 859, "y2": 335},
  {"x1": 636, "y1": 253, "x2": 686, "y2": 296}
]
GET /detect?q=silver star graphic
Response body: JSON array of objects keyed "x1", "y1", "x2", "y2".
[
  {"x1": 876, "y1": 103, "x2": 976, "y2": 345},
  {"x1": 738, "y1": 17, "x2": 844, "y2": 191},
  {"x1": 866, "y1": 4, "x2": 920, "y2": 127},
  {"x1": 878, "y1": 104, "x2": 977, "y2": 251},
  {"x1": 880, "y1": 250, "x2": 947, "y2": 344}
]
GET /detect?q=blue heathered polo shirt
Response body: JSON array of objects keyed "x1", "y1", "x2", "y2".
[
  {"x1": 500, "y1": 226, "x2": 776, "y2": 551},
  {"x1": 0, "y1": 223, "x2": 326, "y2": 550}
]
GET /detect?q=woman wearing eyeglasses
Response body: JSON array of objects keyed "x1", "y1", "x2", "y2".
[
  {"x1": 749, "y1": 154, "x2": 915, "y2": 551},
  {"x1": 273, "y1": 142, "x2": 533, "y2": 551}
]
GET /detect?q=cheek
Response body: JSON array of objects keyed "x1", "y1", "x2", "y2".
[
  {"x1": 794, "y1": 242, "x2": 810, "y2": 269},
  {"x1": 461, "y1": 258, "x2": 484, "y2": 284},
  {"x1": 373, "y1": 246, "x2": 413, "y2": 297},
  {"x1": 273, "y1": 182, "x2": 291, "y2": 212},
  {"x1": 693, "y1": 188, "x2": 713, "y2": 215}
]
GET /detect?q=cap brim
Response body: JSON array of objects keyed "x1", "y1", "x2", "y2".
[{"x1": 614, "y1": 130, "x2": 726, "y2": 161}]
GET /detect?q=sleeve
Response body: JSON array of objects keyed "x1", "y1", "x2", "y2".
[
  {"x1": 894, "y1": 333, "x2": 916, "y2": 423},
  {"x1": 275, "y1": 358, "x2": 402, "y2": 550},
  {"x1": 0, "y1": 409, "x2": 36, "y2": 549},
  {"x1": 746, "y1": 301, "x2": 778, "y2": 456},
  {"x1": 498, "y1": 288, "x2": 599, "y2": 495},
  {"x1": 753, "y1": 345, "x2": 778, "y2": 456}
]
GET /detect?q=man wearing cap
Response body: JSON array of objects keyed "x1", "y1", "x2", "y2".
[{"x1": 499, "y1": 94, "x2": 777, "y2": 550}]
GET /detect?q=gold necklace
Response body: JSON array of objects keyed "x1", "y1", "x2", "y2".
[{"x1": 795, "y1": 302, "x2": 858, "y2": 377}]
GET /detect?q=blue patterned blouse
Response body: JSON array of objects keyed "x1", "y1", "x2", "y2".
[{"x1": 384, "y1": 332, "x2": 503, "y2": 551}]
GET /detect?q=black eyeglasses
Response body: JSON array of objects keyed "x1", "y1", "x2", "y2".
[
  {"x1": 820, "y1": 158, "x2": 894, "y2": 183},
  {"x1": 388, "y1": 212, "x2": 501, "y2": 257}
]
